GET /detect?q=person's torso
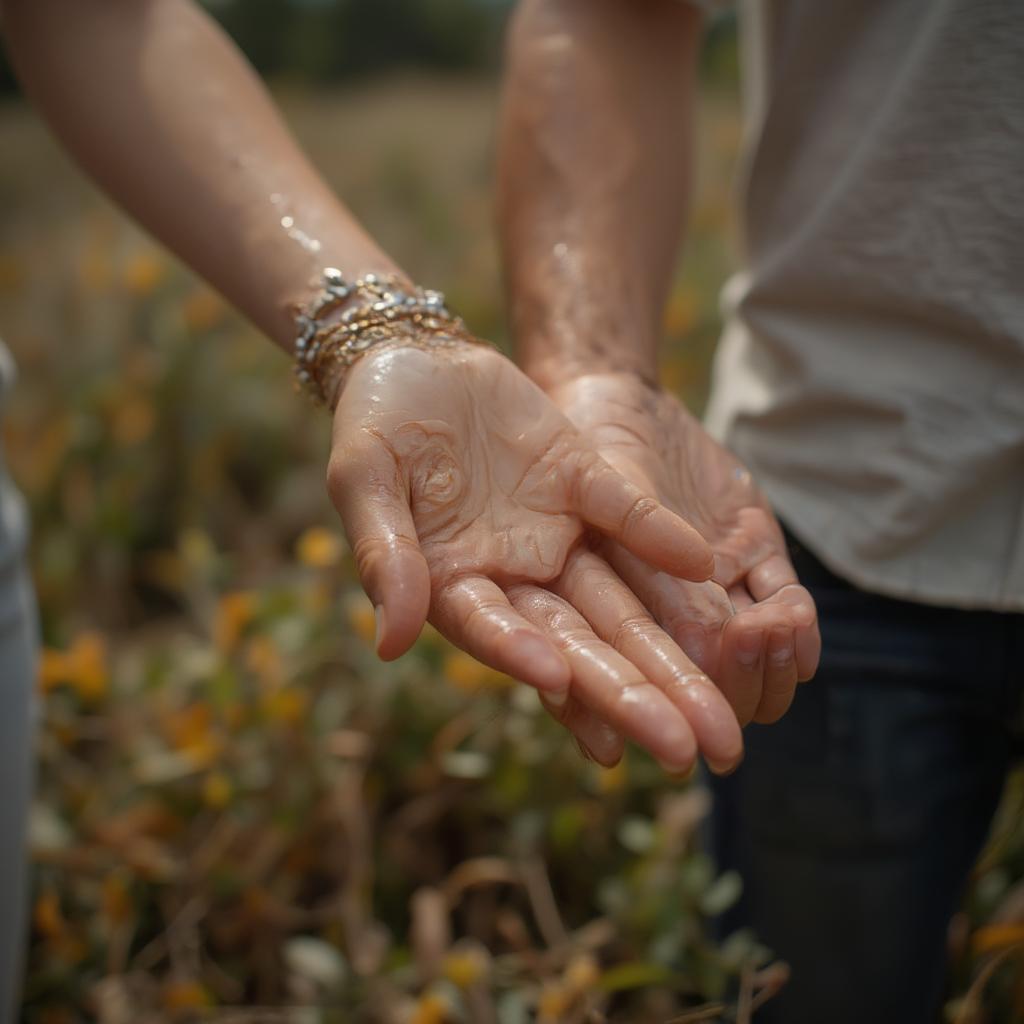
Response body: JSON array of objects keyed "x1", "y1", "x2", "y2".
[
  {"x1": 705, "y1": 0, "x2": 1024, "y2": 610},
  {"x1": 0, "y1": 340, "x2": 30, "y2": 585}
]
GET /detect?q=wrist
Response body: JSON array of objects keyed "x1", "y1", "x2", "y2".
[
  {"x1": 508, "y1": 276, "x2": 660, "y2": 393},
  {"x1": 292, "y1": 268, "x2": 485, "y2": 410},
  {"x1": 516, "y1": 339, "x2": 660, "y2": 396},
  {"x1": 545, "y1": 367, "x2": 663, "y2": 407}
]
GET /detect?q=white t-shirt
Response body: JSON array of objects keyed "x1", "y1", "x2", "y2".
[{"x1": 705, "y1": 0, "x2": 1024, "y2": 610}]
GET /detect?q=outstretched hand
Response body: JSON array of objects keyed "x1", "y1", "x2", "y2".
[
  {"x1": 550, "y1": 373, "x2": 821, "y2": 731},
  {"x1": 327, "y1": 342, "x2": 743, "y2": 773}
]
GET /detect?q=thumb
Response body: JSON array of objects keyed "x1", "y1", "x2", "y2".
[
  {"x1": 571, "y1": 450, "x2": 714, "y2": 582},
  {"x1": 326, "y1": 439, "x2": 431, "y2": 660}
]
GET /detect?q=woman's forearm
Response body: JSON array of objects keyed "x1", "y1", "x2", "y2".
[
  {"x1": 497, "y1": 0, "x2": 702, "y2": 390},
  {"x1": 3, "y1": 0, "x2": 399, "y2": 352}
]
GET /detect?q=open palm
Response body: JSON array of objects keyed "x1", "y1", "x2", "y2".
[
  {"x1": 327, "y1": 344, "x2": 742, "y2": 772},
  {"x1": 551, "y1": 373, "x2": 821, "y2": 727}
]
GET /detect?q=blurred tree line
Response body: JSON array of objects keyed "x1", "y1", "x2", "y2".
[
  {"x1": 0, "y1": 0, "x2": 738, "y2": 96},
  {"x1": 207, "y1": 0, "x2": 513, "y2": 81}
]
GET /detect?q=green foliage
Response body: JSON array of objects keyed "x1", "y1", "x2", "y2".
[
  {"x1": 27, "y1": 560, "x2": 768, "y2": 1019},
  {"x1": 209, "y1": 0, "x2": 508, "y2": 83}
]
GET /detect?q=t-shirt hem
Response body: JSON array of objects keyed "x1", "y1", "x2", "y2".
[{"x1": 761, "y1": 479, "x2": 1024, "y2": 615}]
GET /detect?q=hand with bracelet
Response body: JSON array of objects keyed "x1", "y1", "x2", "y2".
[
  {"x1": 7, "y1": 0, "x2": 744, "y2": 774},
  {"x1": 496, "y1": 0, "x2": 821, "y2": 760}
]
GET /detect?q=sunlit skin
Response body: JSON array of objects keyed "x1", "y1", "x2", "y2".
[
  {"x1": 552, "y1": 374, "x2": 820, "y2": 726},
  {"x1": 331, "y1": 342, "x2": 742, "y2": 772},
  {"x1": 497, "y1": 0, "x2": 822, "y2": 757},
  {"x1": 7, "y1": 0, "x2": 753, "y2": 775}
]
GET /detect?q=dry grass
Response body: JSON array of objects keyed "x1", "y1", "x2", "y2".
[{"x1": 0, "y1": 75, "x2": 1017, "y2": 1023}]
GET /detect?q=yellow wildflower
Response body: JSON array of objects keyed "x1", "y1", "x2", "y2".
[
  {"x1": 214, "y1": 591, "x2": 257, "y2": 653},
  {"x1": 305, "y1": 580, "x2": 334, "y2": 617},
  {"x1": 595, "y1": 755, "x2": 628, "y2": 795},
  {"x1": 296, "y1": 526, "x2": 344, "y2": 569},
  {"x1": 537, "y1": 983, "x2": 573, "y2": 1022},
  {"x1": 111, "y1": 396, "x2": 155, "y2": 447},
  {"x1": 444, "y1": 650, "x2": 514, "y2": 694},
  {"x1": 33, "y1": 890, "x2": 65, "y2": 940},
  {"x1": 182, "y1": 287, "x2": 225, "y2": 333},
  {"x1": 442, "y1": 945, "x2": 489, "y2": 989},
  {"x1": 563, "y1": 953, "x2": 600, "y2": 994},
  {"x1": 660, "y1": 355, "x2": 696, "y2": 397},
  {"x1": 260, "y1": 688, "x2": 307, "y2": 725},
  {"x1": 245, "y1": 635, "x2": 284, "y2": 687},
  {"x1": 101, "y1": 873, "x2": 133, "y2": 925},
  {"x1": 201, "y1": 771, "x2": 233, "y2": 809},
  {"x1": 179, "y1": 528, "x2": 215, "y2": 572},
  {"x1": 0, "y1": 252, "x2": 23, "y2": 293},
  {"x1": 345, "y1": 593, "x2": 377, "y2": 648},
  {"x1": 51, "y1": 932, "x2": 88, "y2": 966},
  {"x1": 663, "y1": 285, "x2": 700, "y2": 337},
  {"x1": 161, "y1": 980, "x2": 212, "y2": 1011},
  {"x1": 409, "y1": 990, "x2": 449, "y2": 1024},
  {"x1": 164, "y1": 702, "x2": 222, "y2": 767},
  {"x1": 78, "y1": 246, "x2": 112, "y2": 292},
  {"x1": 38, "y1": 631, "x2": 109, "y2": 703},
  {"x1": 972, "y1": 923, "x2": 1024, "y2": 956},
  {"x1": 141, "y1": 550, "x2": 185, "y2": 594},
  {"x1": 121, "y1": 251, "x2": 165, "y2": 296}
]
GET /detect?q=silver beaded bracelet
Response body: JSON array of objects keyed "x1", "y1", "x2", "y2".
[{"x1": 291, "y1": 268, "x2": 479, "y2": 407}]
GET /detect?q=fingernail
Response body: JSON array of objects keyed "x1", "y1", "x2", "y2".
[
  {"x1": 517, "y1": 633, "x2": 570, "y2": 689},
  {"x1": 575, "y1": 738, "x2": 596, "y2": 763},
  {"x1": 545, "y1": 687, "x2": 569, "y2": 710},
  {"x1": 657, "y1": 746, "x2": 698, "y2": 776},
  {"x1": 374, "y1": 604, "x2": 385, "y2": 652},
  {"x1": 708, "y1": 751, "x2": 744, "y2": 777},
  {"x1": 736, "y1": 632, "x2": 761, "y2": 667},
  {"x1": 768, "y1": 631, "x2": 793, "y2": 667},
  {"x1": 660, "y1": 760, "x2": 698, "y2": 783}
]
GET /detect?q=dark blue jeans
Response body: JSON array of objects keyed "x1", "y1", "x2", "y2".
[{"x1": 710, "y1": 529, "x2": 1024, "y2": 1023}]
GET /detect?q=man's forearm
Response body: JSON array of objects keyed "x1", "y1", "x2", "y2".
[
  {"x1": 3, "y1": 0, "x2": 399, "y2": 352},
  {"x1": 497, "y1": 0, "x2": 702, "y2": 390}
]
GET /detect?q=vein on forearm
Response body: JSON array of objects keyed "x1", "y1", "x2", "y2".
[{"x1": 497, "y1": 0, "x2": 701, "y2": 388}]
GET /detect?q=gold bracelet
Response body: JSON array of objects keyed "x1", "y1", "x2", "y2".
[
  {"x1": 311, "y1": 317, "x2": 482, "y2": 409},
  {"x1": 291, "y1": 269, "x2": 484, "y2": 407}
]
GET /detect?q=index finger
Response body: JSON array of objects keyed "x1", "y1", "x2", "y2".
[
  {"x1": 553, "y1": 549, "x2": 743, "y2": 775},
  {"x1": 506, "y1": 583, "x2": 699, "y2": 774}
]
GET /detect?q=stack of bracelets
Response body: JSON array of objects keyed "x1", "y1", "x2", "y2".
[{"x1": 291, "y1": 267, "x2": 484, "y2": 408}]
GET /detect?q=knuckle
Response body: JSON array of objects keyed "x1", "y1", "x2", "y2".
[
  {"x1": 350, "y1": 532, "x2": 423, "y2": 586},
  {"x1": 325, "y1": 451, "x2": 357, "y2": 502},
  {"x1": 611, "y1": 614, "x2": 660, "y2": 650},
  {"x1": 350, "y1": 535, "x2": 388, "y2": 580},
  {"x1": 667, "y1": 669, "x2": 712, "y2": 692},
  {"x1": 621, "y1": 495, "x2": 660, "y2": 536},
  {"x1": 613, "y1": 678, "x2": 650, "y2": 708},
  {"x1": 559, "y1": 627, "x2": 595, "y2": 654},
  {"x1": 461, "y1": 599, "x2": 513, "y2": 637},
  {"x1": 569, "y1": 448, "x2": 607, "y2": 506}
]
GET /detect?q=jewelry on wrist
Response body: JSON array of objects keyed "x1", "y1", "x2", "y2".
[{"x1": 291, "y1": 269, "x2": 483, "y2": 408}]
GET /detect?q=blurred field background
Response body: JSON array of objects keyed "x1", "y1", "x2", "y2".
[{"x1": 0, "y1": 3, "x2": 1022, "y2": 1021}]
